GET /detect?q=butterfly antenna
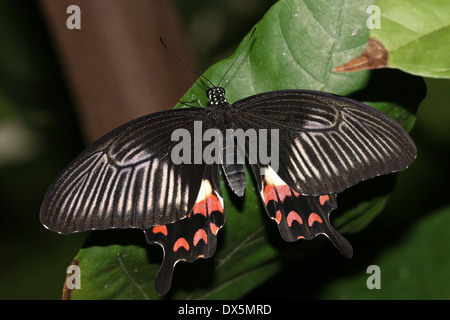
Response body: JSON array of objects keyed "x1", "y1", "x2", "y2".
[
  {"x1": 160, "y1": 38, "x2": 215, "y2": 88},
  {"x1": 216, "y1": 27, "x2": 256, "y2": 88}
]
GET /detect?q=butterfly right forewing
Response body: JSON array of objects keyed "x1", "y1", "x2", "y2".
[{"x1": 40, "y1": 108, "x2": 212, "y2": 234}]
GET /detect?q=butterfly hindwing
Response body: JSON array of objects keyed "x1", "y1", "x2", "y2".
[
  {"x1": 231, "y1": 90, "x2": 417, "y2": 197},
  {"x1": 144, "y1": 163, "x2": 225, "y2": 295},
  {"x1": 252, "y1": 164, "x2": 353, "y2": 258}
]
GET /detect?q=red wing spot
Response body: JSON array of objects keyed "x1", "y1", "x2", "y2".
[
  {"x1": 275, "y1": 210, "x2": 282, "y2": 224},
  {"x1": 193, "y1": 229, "x2": 208, "y2": 246},
  {"x1": 319, "y1": 195, "x2": 330, "y2": 206},
  {"x1": 292, "y1": 189, "x2": 300, "y2": 197},
  {"x1": 275, "y1": 185, "x2": 292, "y2": 202},
  {"x1": 308, "y1": 213, "x2": 323, "y2": 227},
  {"x1": 264, "y1": 184, "x2": 293, "y2": 205},
  {"x1": 152, "y1": 225, "x2": 168, "y2": 236},
  {"x1": 173, "y1": 238, "x2": 189, "y2": 252},
  {"x1": 263, "y1": 184, "x2": 277, "y2": 205},
  {"x1": 192, "y1": 199, "x2": 207, "y2": 217},
  {"x1": 210, "y1": 222, "x2": 219, "y2": 235},
  {"x1": 286, "y1": 211, "x2": 303, "y2": 227},
  {"x1": 207, "y1": 195, "x2": 224, "y2": 215}
]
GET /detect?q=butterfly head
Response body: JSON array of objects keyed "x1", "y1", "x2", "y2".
[{"x1": 207, "y1": 87, "x2": 228, "y2": 107}]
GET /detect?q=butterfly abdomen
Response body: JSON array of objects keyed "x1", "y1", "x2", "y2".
[
  {"x1": 221, "y1": 129, "x2": 246, "y2": 196},
  {"x1": 222, "y1": 162, "x2": 246, "y2": 197}
]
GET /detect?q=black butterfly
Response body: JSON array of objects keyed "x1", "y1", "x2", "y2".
[{"x1": 40, "y1": 41, "x2": 416, "y2": 297}]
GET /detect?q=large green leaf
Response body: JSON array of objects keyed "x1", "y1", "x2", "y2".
[
  {"x1": 176, "y1": 0, "x2": 374, "y2": 107},
  {"x1": 372, "y1": 0, "x2": 450, "y2": 78},
  {"x1": 70, "y1": 0, "x2": 424, "y2": 300},
  {"x1": 319, "y1": 205, "x2": 450, "y2": 299}
]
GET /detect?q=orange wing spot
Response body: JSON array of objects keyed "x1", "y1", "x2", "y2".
[
  {"x1": 319, "y1": 195, "x2": 330, "y2": 206},
  {"x1": 275, "y1": 210, "x2": 282, "y2": 224},
  {"x1": 286, "y1": 211, "x2": 303, "y2": 227},
  {"x1": 308, "y1": 213, "x2": 323, "y2": 227},
  {"x1": 152, "y1": 225, "x2": 168, "y2": 236},
  {"x1": 173, "y1": 238, "x2": 189, "y2": 252},
  {"x1": 264, "y1": 184, "x2": 293, "y2": 204},
  {"x1": 297, "y1": 236, "x2": 305, "y2": 240},
  {"x1": 292, "y1": 189, "x2": 301, "y2": 197},
  {"x1": 210, "y1": 222, "x2": 220, "y2": 235},
  {"x1": 263, "y1": 184, "x2": 277, "y2": 205},
  {"x1": 193, "y1": 229, "x2": 208, "y2": 246},
  {"x1": 275, "y1": 185, "x2": 292, "y2": 202},
  {"x1": 192, "y1": 199, "x2": 207, "y2": 217},
  {"x1": 198, "y1": 254, "x2": 205, "y2": 258},
  {"x1": 207, "y1": 194, "x2": 224, "y2": 214}
]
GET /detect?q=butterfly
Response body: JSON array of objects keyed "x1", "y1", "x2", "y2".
[{"x1": 40, "y1": 34, "x2": 417, "y2": 296}]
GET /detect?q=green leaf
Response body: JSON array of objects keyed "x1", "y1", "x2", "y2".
[
  {"x1": 371, "y1": 0, "x2": 450, "y2": 78},
  {"x1": 71, "y1": 243, "x2": 159, "y2": 300},
  {"x1": 319, "y1": 205, "x2": 450, "y2": 299},
  {"x1": 177, "y1": 0, "x2": 375, "y2": 108},
  {"x1": 70, "y1": 0, "x2": 424, "y2": 300}
]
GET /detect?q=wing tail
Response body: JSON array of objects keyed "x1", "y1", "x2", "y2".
[
  {"x1": 251, "y1": 164, "x2": 352, "y2": 258},
  {"x1": 144, "y1": 164, "x2": 225, "y2": 295}
]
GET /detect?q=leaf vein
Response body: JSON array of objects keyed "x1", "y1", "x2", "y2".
[{"x1": 117, "y1": 252, "x2": 150, "y2": 300}]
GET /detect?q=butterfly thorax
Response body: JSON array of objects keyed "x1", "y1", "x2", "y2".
[
  {"x1": 206, "y1": 87, "x2": 228, "y2": 108},
  {"x1": 206, "y1": 87, "x2": 232, "y2": 126},
  {"x1": 204, "y1": 87, "x2": 246, "y2": 196}
]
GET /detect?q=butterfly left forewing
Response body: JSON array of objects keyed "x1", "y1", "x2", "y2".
[
  {"x1": 228, "y1": 89, "x2": 415, "y2": 258},
  {"x1": 230, "y1": 89, "x2": 416, "y2": 197}
]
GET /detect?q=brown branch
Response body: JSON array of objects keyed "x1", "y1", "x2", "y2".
[{"x1": 39, "y1": 0, "x2": 196, "y2": 143}]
